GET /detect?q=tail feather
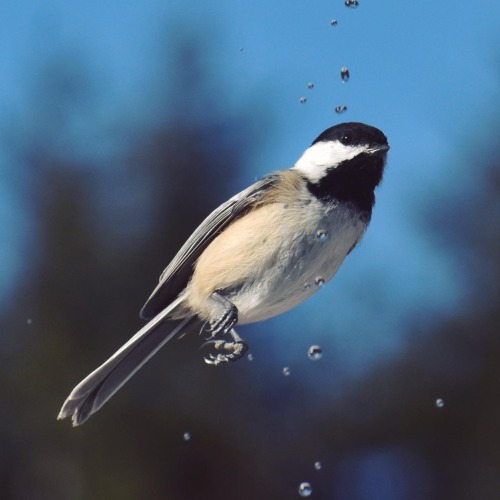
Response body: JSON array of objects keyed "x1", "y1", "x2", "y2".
[{"x1": 58, "y1": 301, "x2": 195, "y2": 426}]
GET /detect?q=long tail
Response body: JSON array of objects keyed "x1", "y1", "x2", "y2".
[{"x1": 58, "y1": 299, "x2": 196, "y2": 426}]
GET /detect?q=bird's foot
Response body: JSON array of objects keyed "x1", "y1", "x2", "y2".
[
  {"x1": 203, "y1": 338, "x2": 248, "y2": 365},
  {"x1": 200, "y1": 292, "x2": 246, "y2": 365},
  {"x1": 202, "y1": 326, "x2": 248, "y2": 365}
]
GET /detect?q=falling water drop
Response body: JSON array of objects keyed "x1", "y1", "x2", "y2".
[
  {"x1": 183, "y1": 432, "x2": 191, "y2": 441},
  {"x1": 247, "y1": 353, "x2": 254, "y2": 362},
  {"x1": 315, "y1": 229, "x2": 328, "y2": 242},
  {"x1": 299, "y1": 96, "x2": 307, "y2": 104},
  {"x1": 298, "y1": 482, "x2": 312, "y2": 497},
  {"x1": 340, "y1": 67, "x2": 350, "y2": 82},
  {"x1": 435, "y1": 398, "x2": 445, "y2": 408},
  {"x1": 335, "y1": 105, "x2": 347, "y2": 114},
  {"x1": 314, "y1": 461, "x2": 322, "y2": 471},
  {"x1": 315, "y1": 277, "x2": 325, "y2": 288},
  {"x1": 345, "y1": 0, "x2": 359, "y2": 8},
  {"x1": 330, "y1": 19, "x2": 338, "y2": 26},
  {"x1": 304, "y1": 283, "x2": 312, "y2": 291},
  {"x1": 26, "y1": 318, "x2": 33, "y2": 325},
  {"x1": 308, "y1": 345, "x2": 323, "y2": 361},
  {"x1": 307, "y1": 82, "x2": 314, "y2": 89},
  {"x1": 283, "y1": 367, "x2": 291, "y2": 376}
]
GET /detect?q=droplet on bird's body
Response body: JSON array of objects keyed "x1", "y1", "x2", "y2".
[
  {"x1": 308, "y1": 345, "x2": 323, "y2": 360},
  {"x1": 340, "y1": 67, "x2": 350, "y2": 82},
  {"x1": 299, "y1": 96, "x2": 307, "y2": 103},
  {"x1": 345, "y1": 0, "x2": 359, "y2": 8},
  {"x1": 330, "y1": 19, "x2": 338, "y2": 26},
  {"x1": 315, "y1": 277, "x2": 325, "y2": 288},
  {"x1": 435, "y1": 398, "x2": 445, "y2": 408},
  {"x1": 298, "y1": 482, "x2": 312, "y2": 497},
  {"x1": 315, "y1": 229, "x2": 328, "y2": 242},
  {"x1": 335, "y1": 105, "x2": 347, "y2": 114},
  {"x1": 314, "y1": 461, "x2": 322, "y2": 471},
  {"x1": 283, "y1": 367, "x2": 291, "y2": 376}
]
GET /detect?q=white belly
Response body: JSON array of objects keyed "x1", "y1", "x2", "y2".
[{"x1": 233, "y1": 201, "x2": 367, "y2": 324}]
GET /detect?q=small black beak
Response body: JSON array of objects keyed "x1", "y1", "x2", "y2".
[{"x1": 369, "y1": 143, "x2": 390, "y2": 154}]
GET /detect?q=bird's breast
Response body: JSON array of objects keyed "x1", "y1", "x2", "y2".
[
  {"x1": 186, "y1": 200, "x2": 367, "y2": 324},
  {"x1": 236, "y1": 200, "x2": 367, "y2": 323}
]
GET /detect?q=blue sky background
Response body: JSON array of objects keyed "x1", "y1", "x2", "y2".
[{"x1": 1, "y1": 0, "x2": 500, "y2": 378}]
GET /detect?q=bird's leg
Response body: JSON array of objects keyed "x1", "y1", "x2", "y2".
[
  {"x1": 202, "y1": 292, "x2": 247, "y2": 365},
  {"x1": 207, "y1": 291, "x2": 238, "y2": 337}
]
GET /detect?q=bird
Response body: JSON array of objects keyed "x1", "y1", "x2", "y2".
[{"x1": 58, "y1": 122, "x2": 389, "y2": 426}]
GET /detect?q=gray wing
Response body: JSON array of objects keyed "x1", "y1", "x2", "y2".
[{"x1": 140, "y1": 173, "x2": 280, "y2": 319}]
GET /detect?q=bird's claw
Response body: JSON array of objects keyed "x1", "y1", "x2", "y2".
[
  {"x1": 203, "y1": 340, "x2": 248, "y2": 366},
  {"x1": 208, "y1": 308, "x2": 238, "y2": 336}
]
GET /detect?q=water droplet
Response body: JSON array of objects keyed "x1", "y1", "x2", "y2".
[
  {"x1": 247, "y1": 353, "x2": 254, "y2": 361},
  {"x1": 304, "y1": 283, "x2": 312, "y2": 291},
  {"x1": 307, "y1": 82, "x2": 314, "y2": 89},
  {"x1": 330, "y1": 19, "x2": 338, "y2": 26},
  {"x1": 315, "y1": 229, "x2": 328, "y2": 242},
  {"x1": 315, "y1": 277, "x2": 325, "y2": 288},
  {"x1": 283, "y1": 367, "x2": 291, "y2": 376},
  {"x1": 314, "y1": 461, "x2": 322, "y2": 471},
  {"x1": 183, "y1": 432, "x2": 191, "y2": 441},
  {"x1": 299, "y1": 96, "x2": 307, "y2": 103},
  {"x1": 435, "y1": 398, "x2": 445, "y2": 408},
  {"x1": 308, "y1": 345, "x2": 322, "y2": 361},
  {"x1": 335, "y1": 105, "x2": 348, "y2": 114},
  {"x1": 239, "y1": 47, "x2": 244, "y2": 52},
  {"x1": 340, "y1": 67, "x2": 350, "y2": 82},
  {"x1": 345, "y1": 0, "x2": 359, "y2": 8},
  {"x1": 26, "y1": 318, "x2": 33, "y2": 325},
  {"x1": 298, "y1": 482, "x2": 312, "y2": 497}
]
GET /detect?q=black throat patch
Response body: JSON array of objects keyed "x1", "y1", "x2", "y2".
[{"x1": 305, "y1": 152, "x2": 385, "y2": 217}]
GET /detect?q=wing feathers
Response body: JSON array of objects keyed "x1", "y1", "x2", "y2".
[{"x1": 140, "y1": 173, "x2": 280, "y2": 319}]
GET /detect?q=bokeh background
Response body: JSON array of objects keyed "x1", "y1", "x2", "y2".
[{"x1": 1, "y1": 0, "x2": 500, "y2": 498}]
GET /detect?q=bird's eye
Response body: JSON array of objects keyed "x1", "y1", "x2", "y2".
[{"x1": 340, "y1": 133, "x2": 352, "y2": 145}]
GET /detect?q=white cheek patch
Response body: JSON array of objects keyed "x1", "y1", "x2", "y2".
[{"x1": 293, "y1": 141, "x2": 368, "y2": 183}]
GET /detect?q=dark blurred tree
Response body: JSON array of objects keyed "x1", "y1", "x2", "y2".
[
  {"x1": 3, "y1": 26, "x2": 500, "y2": 500},
  {"x1": 0, "y1": 36, "x2": 285, "y2": 500}
]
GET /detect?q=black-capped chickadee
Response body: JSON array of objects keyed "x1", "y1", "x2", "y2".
[{"x1": 58, "y1": 122, "x2": 389, "y2": 426}]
